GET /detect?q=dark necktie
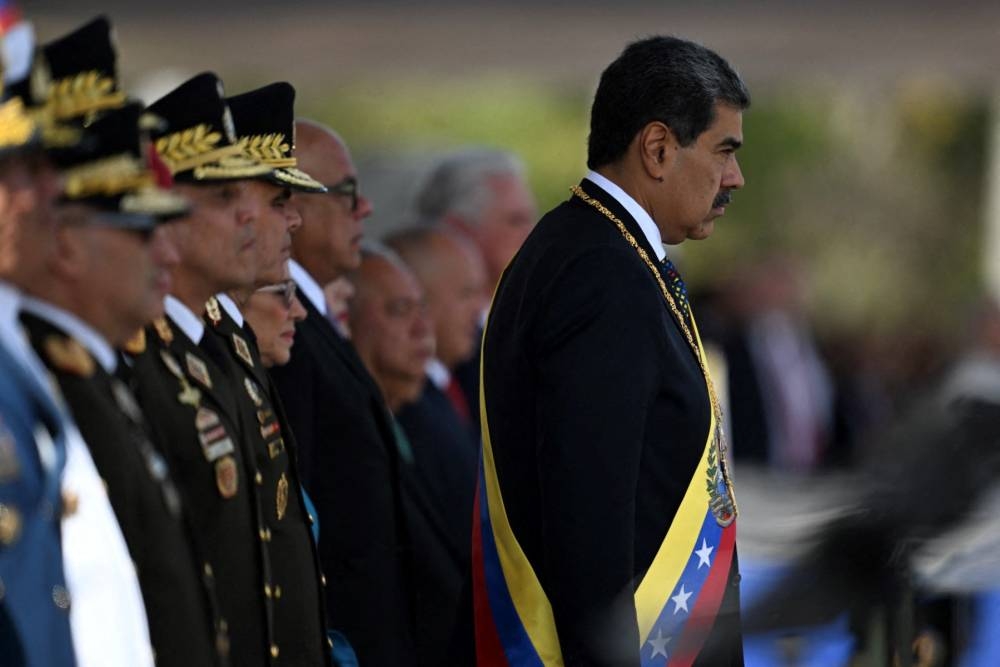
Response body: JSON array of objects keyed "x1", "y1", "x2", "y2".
[{"x1": 661, "y1": 257, "x2": 691, "y2": 321}]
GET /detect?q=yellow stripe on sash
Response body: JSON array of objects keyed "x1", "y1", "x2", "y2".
[
  {"x1": 635, "y1": 315, "x2": 717, "y2": 640},
  {"x1": 480, "y1": 332, "x2": 565, "y2": 664}
]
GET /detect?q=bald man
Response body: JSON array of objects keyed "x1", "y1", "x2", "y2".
[
  {"x1": 269, "y1": 121, "x2": 417, "y2": 666},
  {"x1": 386, "y1": 227, "x2": 487, "y2": 665}
]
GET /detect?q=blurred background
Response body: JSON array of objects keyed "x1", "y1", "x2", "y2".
[{"x1": 27, "y1": 1, "x2": 1000, "y2": 664}]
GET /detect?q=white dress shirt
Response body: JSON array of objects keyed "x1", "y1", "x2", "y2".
[
  {"x1": 290, "y1": 259, "x2": 328, "y2": 317},
  {"x1": 216, "y1": 293, "x2": 245, "y2": 327},
  {"x1": 585, "y1": 170, "x2": 667, "y2": 261},
  {"x1": 164, "y1": 295, "x2": 205, "y2": 344}
]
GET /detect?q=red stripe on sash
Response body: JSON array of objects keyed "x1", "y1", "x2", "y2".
[
  {"x1": 667, "y1": 524, "x2": 737, "y2": 667},
  {"x1": 472, "y1": 477, "x2": 510, "y2": 667}
]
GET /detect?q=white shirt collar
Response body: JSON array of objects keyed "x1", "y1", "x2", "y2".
[
  {"x1": 425, "y1": 358, "x2": 450, "y2": 391},
  {"x1": 289, "y1": 259, "x2": 327, "y2": 316},
  {"x1": 0, "y1": 281, "x2": 21, "y2": 345},
  {"x1": 215, "y1": 293, "x2": 244, "y2": 328},
  {"x1": 20, "y1": 297, "x2": 118, "y2": 374},
  {"x1": 164, "y1": 295, "x2": 205, "y2": 344},
  {"x1": 585, "y1": 170, "x2": 667, "y2": 261}
]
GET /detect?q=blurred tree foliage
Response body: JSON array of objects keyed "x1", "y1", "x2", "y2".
[{"x1": 304, "y1": 77, "x2": 990, "y2": 340}]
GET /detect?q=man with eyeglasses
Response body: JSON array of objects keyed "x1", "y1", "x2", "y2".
[
  {"x1": 270, "y1": 122, "x2": 419, "y2": 666},
  {"x1": 198, "y1": 82, "x2": 333, "y2": 667},
  {"x1": 18, "y1": 102, "x2": 230, "y2": 667}
]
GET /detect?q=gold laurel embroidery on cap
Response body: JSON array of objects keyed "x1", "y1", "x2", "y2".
[
  {"x1": 47, "y1": 70, "x2": 126, "y2": 121},
  {"x1": 191, "y1": 155, "x2": 273, "y2": 181},
  {"x1": 120, "y1": 188, "x2": 190, "y2": 217},
  {"x1": 0, "y1": 99, "x2": 37, "y2": 150},
  {"x1": 154, "y1": 124, "x2": 244, "y2": 175},
  {"x1": 238, "y1": 133, "x2": 296, "y2": 168},
  {"x1": 43, "y1": 336, "x2": 95, "y2": 377},
  {"x1": 274, "y1": 167, "x2": 326, "y2": 192},
  {"x1": 63, "y1": 154, "x2": 155, "y2": 199}
]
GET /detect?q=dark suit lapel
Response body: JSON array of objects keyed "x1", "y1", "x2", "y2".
[{"x1": 297, "y1": 285, "x2": 380, "y2": 391}]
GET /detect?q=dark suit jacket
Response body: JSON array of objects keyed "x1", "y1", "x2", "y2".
[
  {"x1": 482, "y1": 179, "x2": 743, "y2": 666},
  {"x1": 129, "y1": 316, "x2": 271, "y2": 667},
  {"x1": 269, "y1": 290, "x2": 415, "y2": 666},
  {"x1": 201, "y1": 302, "x2": 329, "y2": 666},
  {"x1": 396, "y1": 381, "x2": 480, "y2": 665},
  {"x1": 22, "y1": 313, "x2": 224, "y2": 667}
]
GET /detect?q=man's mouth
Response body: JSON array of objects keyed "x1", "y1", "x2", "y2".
[{"x1": 713, "y1": 190, "x2": 732, "y2": 209}]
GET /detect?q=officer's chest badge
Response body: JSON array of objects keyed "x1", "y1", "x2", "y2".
[
  {"x1": 185, "y1": 352, "x2": 213, "y2": 390},
  {"x1": 276, "y1": 472, "x2": 288, "y2": 520},
  {"x1": 205, "y1": 297, "x2": 222, "y2": 326},
  {"x1": 153, "y1": 317, "x2": 174, "y2": 344},
  {"x1": 0, "y1": 418, "x2": 21, "y2": 482},
  {"x1": 232, "y1": 333, "x2": 253, "y2": 368},
  {"x1": 44, "y1": 336, "x2": 95, "y2": 377},
  {"x1": 214, "y1": 455, "x2": 239, "y2": 499},
  {"x1": 244, "y1": 377, "x2": 263, "y2": 407}
]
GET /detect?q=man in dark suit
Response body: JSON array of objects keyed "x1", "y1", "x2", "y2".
[
  {"x1": 18, "y1": 102, "x2": 228, "y2": 667},
  {"x1": 269, "y1": 121, "x2": 417, "y2": 666},
  {"x1": 476, "y1": 36, "x2": 749, "y2": 666},
  {"x1": 414, "y1": 149, "x2": 538, "y2": 435},
  {"x1": 388, "y1": 228, "x2": 486, "y2": 664}
]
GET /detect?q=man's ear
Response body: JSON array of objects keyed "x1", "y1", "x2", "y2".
[
  {"x1": 637, "y1": 121, "x2": 680, "y2": 182},
  {"x1": 50, "y1": 221, "x2": 89, "y2": 279}
]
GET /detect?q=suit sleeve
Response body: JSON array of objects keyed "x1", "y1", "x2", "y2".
[
  {"x1": 532, "y1": 246, "x2": 664, "y2": 665},
  {"x1": 270, "y1": 334, "x2": 319, "y2": 491}
]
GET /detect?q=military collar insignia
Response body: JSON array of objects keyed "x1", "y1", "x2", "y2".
[
  {"x1": 205, "y1": 297, "x2": 222, "y2": 326},
  {"x1": 159, "y1": 349, "x2": 183, "y2": 378},
  {"x1": 153, "y1": 317, "x2": 174, "y2": 344},
  {"x1": 122, "y1": 328, "x2": 146, "y2": 355},
  {"x1": 43, "y1": 335, "x2": 95, "y2": 377},
  {"x1": 232, "y1": 333, "x2": 253, "y2": 368},
  {"x1": 276, "y1": 473, "x2": 289, "y2": 521},
  {"x1": 185, "y1": 352, "x2": 212, "y2": 390}
]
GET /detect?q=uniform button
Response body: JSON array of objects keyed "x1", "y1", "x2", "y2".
[
  {"x1": 274, "y1": 586, "x2": 282, "y2": 599},
  {"x1": 264, "y1": 584, "x2": 272, "y2": 598},
  {"x1": 270, "y1": 644, "x2": 279, "y2": 659},
  {"x1": 259, "y1": 528, "x2": 272, "y2": 542},
  {"x1": 307, "y1": 513, "x2": 315, "y2": 525},
  {"x1": 321, "y1": 574, "x2": 326, "y2": 587},
  {"x1": 327, "y1": 637, "x2": 333, "y2": 648},
  {"x1": 0, "y1": 504, "x2": 21, "y2": 545},
  {"x1": 52, "y1": 585, "x2": 71, "y2": 610},
  {"x1": 255, "y1": 472, "x2": 263, "y2": 485},
  {"x1": 204, "y1": 563, "x2": 214, "y2": 578}
]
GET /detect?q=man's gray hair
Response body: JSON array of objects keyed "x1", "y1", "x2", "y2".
[{"x1": 415, "y1": 148, "x2": 525, "y2": 227}]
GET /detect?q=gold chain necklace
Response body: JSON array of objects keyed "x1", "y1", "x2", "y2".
[{"x1": 570, "y1": 185, "x2": 738, "y2": 522}]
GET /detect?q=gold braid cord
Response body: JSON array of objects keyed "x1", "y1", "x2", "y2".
[{"x1": 570, "y1": 185, "x2": 738, "y2": 518}]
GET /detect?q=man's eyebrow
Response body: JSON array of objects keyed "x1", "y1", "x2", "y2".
[{"x1": 718, "y1": 136, "x2": 743, "y2": 150}]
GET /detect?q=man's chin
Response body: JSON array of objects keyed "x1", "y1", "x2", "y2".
[{"x1": 688, "y1": 220, "x2": 716, "y2": 240}]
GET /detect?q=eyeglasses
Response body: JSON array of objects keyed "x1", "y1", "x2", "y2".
[
  {"x1": 255, "y1": 280, "x2": 297, "y2": 308},
  {"x1": 324, "y1": 176, "x2": 359, "y2": 212}
]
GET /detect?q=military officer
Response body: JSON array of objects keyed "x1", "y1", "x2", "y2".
[
  {"x1": 19, "y1": 100, "x2": 230, "y2": 667},
  {"x1": 199, "y1": 82, "x2": 331, "y2": 665},
  {"x1": 126, "y1": 72, "x2": 279, "y2": 667},
  {"x1": 0, "y1": 83, "x2": 75, "y2": 667}
]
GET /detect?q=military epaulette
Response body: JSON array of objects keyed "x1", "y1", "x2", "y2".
[{"x1": 43, "y1": 335, "x2": 95, "y2": 377}]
